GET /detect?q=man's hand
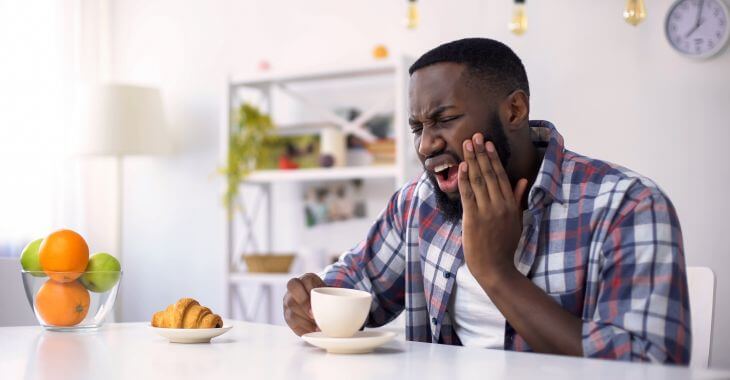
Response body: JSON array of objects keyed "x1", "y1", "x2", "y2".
[
  {"x1": 457, "y1": 133, "x2": 583, "y2": 356},
  {"x1": 283, "y1": 273, "x2": 326, "y2": 336},
  {"x1": 458, "y1": 133, "x2": 528, "y2": 283}
]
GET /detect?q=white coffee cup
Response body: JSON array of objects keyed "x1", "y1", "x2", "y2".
[{"x1": 310, "y1": 287, "x2": 372, "y2": 338}]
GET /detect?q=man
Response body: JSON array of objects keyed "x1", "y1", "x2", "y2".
[{"x1": 283, "y1": 38, "x2": 691, "y2": 364}]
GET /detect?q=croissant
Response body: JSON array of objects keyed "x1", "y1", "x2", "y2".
[{"x1": 151, "y1": 298, "x2": 223, "y2": 329}]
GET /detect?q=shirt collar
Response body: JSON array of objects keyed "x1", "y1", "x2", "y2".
[{"x1": 527, "y1": 120, "x2": 565, "y2": 208}]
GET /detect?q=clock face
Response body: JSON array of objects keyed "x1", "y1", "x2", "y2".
[{"x1": 665, "y1": 0, "x2": 730, "y2": 58}]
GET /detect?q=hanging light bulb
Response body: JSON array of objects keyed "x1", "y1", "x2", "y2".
[
  {"x1": 405, "y1": 0, "x2": 419, "y2": 30},
  {"x1": 508, "y1": 0, "x2": 528, "y2": 36},
  {"x1": 623, "y1": 0, "x2": 646, "y2": 26}
]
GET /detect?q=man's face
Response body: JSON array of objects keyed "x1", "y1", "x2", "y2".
[{"x1": 408, "y1": 63, "x2": 511, "y2": 222}]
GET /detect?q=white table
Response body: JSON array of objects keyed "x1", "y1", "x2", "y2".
[{"x1": 0, "y1": 322, "x2": 727, "y2": 380}]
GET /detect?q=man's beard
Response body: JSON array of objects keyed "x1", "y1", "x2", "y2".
[
  {"x1": 426, "y1": 114, "x2": 511, "y2": 224},
  {"x1": 428, "y1": 173, "x2": 463, "y2": 223}
]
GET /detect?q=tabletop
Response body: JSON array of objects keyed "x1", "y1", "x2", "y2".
[{"x1": 0, "y1": 322, "x2": 728, "y2": 380}]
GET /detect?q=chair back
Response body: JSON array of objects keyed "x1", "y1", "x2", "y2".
[{"x1": 687, "y1": 266, "x2": 715, "y2": 368}]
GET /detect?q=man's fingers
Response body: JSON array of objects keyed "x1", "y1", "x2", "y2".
[
  {"x1": 473, "y1": 134, "x2": 503, "y2": 202},
  {"x1": 300, "y1": 273, "x2": 325, "y2": 292},
  {"x1": 300, "y1": 274, "x2": 324, "y2": 317},
  {"x1": 513, "y1": 178, "x2": 529, "y2": 226},
  {"x1": 290, "y1": 305, "x2": 316, "y2": 327},
  {"x1": 286, "y1": 277, "x2": 310, "y2": 305},
  {"x1": 458, "y1": 162, "x2": 477, "y2": 213},
  {"x1": 513, "y1": 178, "x2": 529, "y2": 206},
  {"x1": 486, "y1": 141, "x2": 513, "y2": 203},
  {"x1": 284, "y1": 309, "x2": 318, "y2": 336},
  {"x1": 284, "y1": 293, "x2": 314, "y2": 321},
  {"x1": 285, "y1": 273, "x2": 325, "y2": 335},
  {"x1": 463, "y1": 139, "x2": 489, "y2": 206},
  {"x1": 283, "y1": 286, "x2": 319, "y2": 337}
]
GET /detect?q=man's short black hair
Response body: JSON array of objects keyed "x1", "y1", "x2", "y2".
[{"x1": 409, "y1": 38, "x2": 530, "y2": 97}]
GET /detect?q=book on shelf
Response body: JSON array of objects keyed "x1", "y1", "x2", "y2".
[{"x1": 366, "y1": 138, "x2": 396, "y2": 164}]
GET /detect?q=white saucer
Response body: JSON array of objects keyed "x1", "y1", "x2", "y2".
[
  {"x1": 151, "y1": 325, "x2": 232, "y2": 343},
  {"x1": 302, "y1": 331, "x2": 396, "y2": 354}
]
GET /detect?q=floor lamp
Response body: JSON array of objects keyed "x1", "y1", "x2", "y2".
[{"x1": 78, "y1": 84, "x2": 170, "y2": 321}]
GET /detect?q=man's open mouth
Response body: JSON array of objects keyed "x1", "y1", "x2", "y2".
[
  {"x1": 433, "y1": 162, "x2": 460, "y2": 193},
  {"x1": 434, "y1": 163, "x2": 454, "y2": 180},
  {"x1": 424, "y1": 154, "x2": 461, "y2": 194}
]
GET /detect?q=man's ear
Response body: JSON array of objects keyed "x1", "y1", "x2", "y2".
[{"x1": 502, "y1": 90, "x2": 529, "y2": 131}]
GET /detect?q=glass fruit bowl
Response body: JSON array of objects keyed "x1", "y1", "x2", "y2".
[{"x1": 21, "y1": 270, "x2": 122, "y2": 331}]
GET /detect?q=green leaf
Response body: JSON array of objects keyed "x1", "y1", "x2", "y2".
[{"x1": 220, "y1": 102, "x2": 275, "y2": 212}]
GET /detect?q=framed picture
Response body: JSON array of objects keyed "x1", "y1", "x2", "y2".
[
  {"x1": 303, "y1": 180, "x2": 367, "y2": 227},
  {"x1": 255, "y1": 133, "x2": 320, "y2": 170}
]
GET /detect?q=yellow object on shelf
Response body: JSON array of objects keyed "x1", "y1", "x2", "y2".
[
  {"x1": 623, "y1": 0, "x2": 646, "y2": 26},
  {"x1": 373, "y1": 45, "x2": 389, "y2": 60},
  {"x1": 405, "y1": 0, "x2": 419, "y2": 29},
  {"x1": 508, "y1": 0, "x2": 528, "y2": 36},
  {"x1": 243, "y1": 254, "x2": 296, "y2": 273},
  {"x1": 366, "y1": 139, "x2": 396, "y2": 165}
]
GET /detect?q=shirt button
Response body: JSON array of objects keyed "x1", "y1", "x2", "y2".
[
  {"x1": 443, "y1": 271, "x2": 452, "y2": 279},
  {"x1": 432, "y1": 317, "x2": 438, "y2": 325}
]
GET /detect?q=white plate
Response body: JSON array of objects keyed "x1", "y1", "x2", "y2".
[
  {"x1": 302, "y1": 331, "x2": 396, "y2": 354},
  {"x1": 151, "y1": 325, "x2": 233, "y2": 343}
]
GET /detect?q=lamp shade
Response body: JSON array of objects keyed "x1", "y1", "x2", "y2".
[{"x1": 78, "y1": 84, "x2": 171, "y2": 156}]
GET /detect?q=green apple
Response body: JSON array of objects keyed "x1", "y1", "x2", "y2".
[
  {"x1": 20, "y1": 238, "x2": 46, "y2": 277},
  {"x1": 80, "y1": 253, "x2": 121, "y2": 293}
]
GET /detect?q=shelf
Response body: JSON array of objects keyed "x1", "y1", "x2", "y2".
[
  {"x1": 244, "y1": 166, "x2": 397, "y2": 183},
  {"x1": 272, "y1": 122, "x2": 338, "y2": 136},
  {"x1": 223, "y1": 56, "x2": 414, "y2": 322},
  {"x1": 229, "y1": 272, "x2": 293, "y2": 285},
  {"x1": 230, "y1": 61, "x2": 398, "y2": 87}
]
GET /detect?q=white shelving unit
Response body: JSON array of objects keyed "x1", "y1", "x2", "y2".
[
  {"x1": 246, "y1": 166, "x2": 398, "y2": 183},
  {"x1": 220, "y1": 57, "x2": 416, "y2": 322}
]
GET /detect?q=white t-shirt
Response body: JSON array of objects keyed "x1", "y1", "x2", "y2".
[{"x1": 448, "y1": 263, "x2": 506, "y2": 348}]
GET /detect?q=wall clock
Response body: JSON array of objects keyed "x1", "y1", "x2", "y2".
[{"x1": 665, "y1": 0, "x2": 730, "y2": 59}]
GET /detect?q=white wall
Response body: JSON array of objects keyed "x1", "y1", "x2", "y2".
[{"x1": 109, "y1": 0, "x2": 730, "y2": 368}]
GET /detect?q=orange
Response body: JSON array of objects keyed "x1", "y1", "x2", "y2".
[
  {"x1": 39, "y1": 229, "x2": 89, "y2": 282},
  {"x1": 35, "y1": 280, "x2": 90, "y2": 327},
  {"x1": 372, "y1": 44, "x2": 389, "y2": 59}
]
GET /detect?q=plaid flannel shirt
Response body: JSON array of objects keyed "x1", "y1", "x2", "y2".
[{"x1": 321, "y1": 120, "x2": 691, "y2": 364}]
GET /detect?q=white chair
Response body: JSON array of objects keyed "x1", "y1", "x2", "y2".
[
  {"x1": 687, "y1": 266, "x2": 715, "y2": 368},
  {"x1": 0, "y1": 258, "x2": 37, "y2": 326}
]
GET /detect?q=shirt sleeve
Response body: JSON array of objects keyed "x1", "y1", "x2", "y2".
[
  {"x1": 582, "y1": 184, "x2": 691, "y2": 364},
  {"x1": 318, "y1": 181, "x2": 417, "y2": 327}
]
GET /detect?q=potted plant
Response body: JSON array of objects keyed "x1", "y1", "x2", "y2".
[{"x1": 221, "y1": 103, "x2": 275, "y2": 215}]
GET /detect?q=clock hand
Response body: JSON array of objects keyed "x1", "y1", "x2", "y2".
[{"x1": 685, "y1": 0, "x2": 706, "y2": 37}]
